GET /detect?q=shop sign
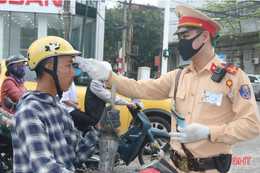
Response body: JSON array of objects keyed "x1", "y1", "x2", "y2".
[{"x1": 0, "y1": 0, "x2": 76, "y2": 14}]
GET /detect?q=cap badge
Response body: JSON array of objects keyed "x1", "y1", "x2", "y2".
[{"x1": 178, "y1": 11, "x2": 183, "y2": 20}]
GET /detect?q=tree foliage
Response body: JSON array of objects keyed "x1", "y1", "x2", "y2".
[
  {"x1": 131, "y1": 6, "x2": 163, "y2": 67},
  {"x1": 202, "y1": 0, "x2": 260, "y2": 70},
  {"x1": 104, "y1": 6, "x2": 123, "y2": 61},
  {"x1": 104, "y1": 4, "x2": 164, "y2": 74},
  {"x1": 203, "y1": 0, "x2": 260, "y2": 37}
]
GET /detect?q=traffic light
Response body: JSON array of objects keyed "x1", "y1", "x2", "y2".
[
  {"x1": 163, "y1": 49, "x2": 171, "y2": 57},
  {"x1": 213, "y1": 34, "x2": 219, "y2": 47},
  {"x1": 213, "y1": 40, "x2": 219, "y2": 46}
]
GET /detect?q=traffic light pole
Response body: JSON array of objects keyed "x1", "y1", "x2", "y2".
[{"x1": 161, "y1": 0, "x2": 170, "y2": 75}]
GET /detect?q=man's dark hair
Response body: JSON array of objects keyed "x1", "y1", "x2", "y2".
[
  {"x1": 34, "y1": 57, "x2": 54, "y2": 79},
  {"x1": 194, "y1": 27, "x2": 214, "y2": 46}
]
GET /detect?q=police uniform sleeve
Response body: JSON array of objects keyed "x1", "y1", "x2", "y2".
[
  {"x1": 105, "y1": 71, "x2": 178, "y2": 100},
  {"x1": 209, "y1": 69, "x2": 260, "y2": 144}
]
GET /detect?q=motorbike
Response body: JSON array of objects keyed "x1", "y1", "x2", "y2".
[
  {"x1": 84, "y1": 99, "x2": 170, "y2": 171},
  {"x1": 117, "y1": 99, "x2": 170, "y2": 166},
  {"x1": 0, "y1": 133, "x2": 12, "y2": 173},
  {"x1": 0, "y1": 105, "x2": 13, "y2": 173}
]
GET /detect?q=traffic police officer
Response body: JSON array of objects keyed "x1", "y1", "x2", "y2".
[{"x1": 76, "y1": 4, "x2": 260, "y2": 172}]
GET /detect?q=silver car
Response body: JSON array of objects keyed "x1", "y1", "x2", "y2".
[{"x1": 248, "y1": 74, "x2": 260, "y2": 100}]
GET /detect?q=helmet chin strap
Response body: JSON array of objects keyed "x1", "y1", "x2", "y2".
[{"x1": 38, "y1": 56, "x2": 63, "y2": 99}]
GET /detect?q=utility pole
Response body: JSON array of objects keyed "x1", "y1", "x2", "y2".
[
  {"x1": 122, "y1": 1, "x2": 127, "y2": 75},
  {"x1": 95, "y1": 0, "x2": 106, "y2": 61},
  {"x1": 161, "y1": 0, "x2": 170, "y2": 75},
  {"x1": 126, "y1": 0, "x2": 132, "y2": 72},
  {"x1": 63, "y1": 0, "x2": 71, "y2": 41}
]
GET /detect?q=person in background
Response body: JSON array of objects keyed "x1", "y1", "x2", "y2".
[
  {"x1": 85, "y1": 79, "x2": 137, "y2": 125},
  {"x1": 76, "y1": 4, "x2": 260, "y2": 173},
  {"x1": 11, "y1": 36, "x2": 121, "y2": 173},
  {"x1": 1, "y1": 54, "x2": 27, "y2": 114},
  {"x1": 60, "y1": 62, "x2": 97, "y2": 127}
]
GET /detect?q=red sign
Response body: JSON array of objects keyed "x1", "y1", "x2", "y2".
[
  {"x1": 0, "y1": 0, "x2": 68, "y2": 14},
  {"x1": 155, "y1": 56, "x2": 160, "y2": 66},
  {"x1": 0, "y1": 0, "x2": 62, "y2": 6},
  {"x1": 0, "y1": 0, "x2": 62, "y2": 7}
]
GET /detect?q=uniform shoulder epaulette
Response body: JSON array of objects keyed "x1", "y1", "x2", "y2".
[{"x1": 220, "y1": 63, "x2": 238, "y2": 74}]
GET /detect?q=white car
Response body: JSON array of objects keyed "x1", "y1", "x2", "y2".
[{"x1": 247, "y1": 74, "x2": 260, "y2": 100}]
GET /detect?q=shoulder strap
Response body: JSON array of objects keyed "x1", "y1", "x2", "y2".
[
  {"x1": 174, "y1": 68, "x2": 183, "y2": 100},
  {"x1": 174, "y1": 69, "x2": 202, "y2": 170}
]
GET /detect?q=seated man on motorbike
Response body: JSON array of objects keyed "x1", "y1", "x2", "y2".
[
  {"x1": 60, "y1": 63, "x2": 97, "y2": 128},
  {"x1": 11, "y1": 36, "x2": 121, "y2": 173},
  {"x1": 84, "y1": 77, "x2": 137, "y2": 125}
]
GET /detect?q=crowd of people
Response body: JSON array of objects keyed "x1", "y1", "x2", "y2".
[{"x1": 0, "y1": 3, "x2": 259, "y2": 173}]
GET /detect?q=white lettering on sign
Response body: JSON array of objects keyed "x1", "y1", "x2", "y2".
[{"x1": 0, "y1": 0, "x2": 76, "y2": 14}]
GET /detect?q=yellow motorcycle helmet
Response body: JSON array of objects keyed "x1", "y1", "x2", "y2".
[{"x1": 27, "y1": 36, "x2": 81, "y2": 70}]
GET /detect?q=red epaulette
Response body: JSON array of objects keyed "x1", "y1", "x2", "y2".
[
  {"x1": 220, "y1": 63, "x2": 239, "y2": 74},
  {"x1": 210, "y1": 63, "x2": 238, "y2": 74}
]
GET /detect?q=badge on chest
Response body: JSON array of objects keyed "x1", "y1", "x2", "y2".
[{"x1": 202, "y1": 90, "x2": 223, "y2": 106}]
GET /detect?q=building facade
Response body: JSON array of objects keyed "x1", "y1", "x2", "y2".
[{"x1": 0, "y1": 0, "x2": 105, "y2": 61}]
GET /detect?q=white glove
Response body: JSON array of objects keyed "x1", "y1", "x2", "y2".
[
  {"x1": 75, "y1": 56, "x2": 112, "y2": 81},
  {"x1": 169, "y1": 123, "x2": 210, "y2": 143}
]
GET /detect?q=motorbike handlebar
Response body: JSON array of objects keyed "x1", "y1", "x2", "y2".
[
  {"x1": 127, "y1": 100, "x2": 143, "y2": 111},
  {"x1": 128, "y1": 103, "x2": 139, "y2": 109}
]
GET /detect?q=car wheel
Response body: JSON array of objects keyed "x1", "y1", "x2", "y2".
[{"x1": 149, "y1": 116, "x2": 171, "y2": 133}]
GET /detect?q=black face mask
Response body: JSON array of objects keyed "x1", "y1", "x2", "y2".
[{"x1": 178, "y1": 32, "x2": 204, "y2": 61}]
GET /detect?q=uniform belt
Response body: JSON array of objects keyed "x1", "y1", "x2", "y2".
[{"x1": 170, "y1": 149, "x2": 217, "y2": 172}]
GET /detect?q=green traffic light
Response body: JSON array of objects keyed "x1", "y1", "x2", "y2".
[{"x1": 164, "y1": 50, "x2": 170, "y2": 57}]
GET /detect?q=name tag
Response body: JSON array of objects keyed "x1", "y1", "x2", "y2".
[{"x1": 202, "y1": 90, "x2": 223, "y2": 106}]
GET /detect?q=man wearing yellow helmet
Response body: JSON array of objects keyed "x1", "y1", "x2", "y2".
[{"x1": 11, "y1": 36, "x2": 121, "y2": 172}]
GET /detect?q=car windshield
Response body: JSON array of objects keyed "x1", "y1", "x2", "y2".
[{"x1": 74, "y1": 71, "x2": 91, "y2": 86}]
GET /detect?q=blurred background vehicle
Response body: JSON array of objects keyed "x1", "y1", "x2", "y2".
[{"x1": 247, "y1": 74, "x2": 260, "y2": 100}]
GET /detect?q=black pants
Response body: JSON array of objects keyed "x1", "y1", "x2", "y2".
[{"x1": 70, "y1": 110, "x2": 97, "y2": 127}]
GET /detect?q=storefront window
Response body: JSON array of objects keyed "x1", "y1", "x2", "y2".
[
  {"x1": 70, "y1": 15, "x2": 84, "y2": 50},
  {"x1": 36, "y1": 14, "x2": 63, "y2": 37},
  {"x1": 0, "y1": 12, "x2": 65, "y2": 59},
  {"x1": 83, "y1": 19, "x2": 96, "y2": 58},
  {"x1": 10, "y1": 12, "x2": 36, "y2": 56},
  {"x1": 1, "y1": 6, "x2": 98, "y2": 61},
  {"x1": 0, "y1": 11, "x2": 10, "y2": 59},
  {"x1": 70, "y1": 15, "x2": 96, "y2": 58},
  {"x1": 0, "y1": 12, "x2": 36, "y2": 58}
]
